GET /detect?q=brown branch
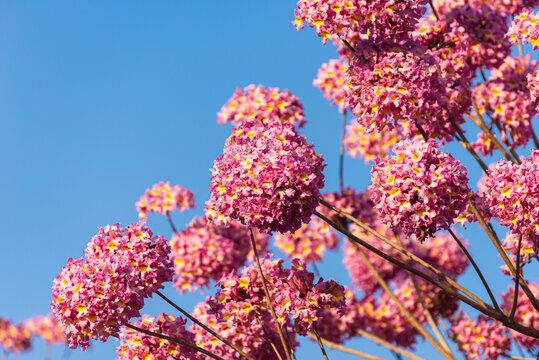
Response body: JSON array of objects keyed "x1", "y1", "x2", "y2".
[
  {"x1": 357, "y1": 329, "x2": 425, "y2": 360},
  {"x1": 307, "y1": 332, "x2": 387, "y2": 360},
  {"x1": 509, "y1": 234, "x2": 523, "y2": 321}
]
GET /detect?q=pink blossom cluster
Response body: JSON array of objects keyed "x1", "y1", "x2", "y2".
[
  {"x1": 313, "y1": 59, "x2": 348, "y2": 112},
  {"x1": 293, "y1": 0, "x2": 427, "y2": 44},
  {"x1": 482, "y1": 149, "x2": 538, "y2": 237},
  {"x1": 344, "y1": 120, "x2": 403, "y2": 163},
  {"x1": 501, "y1": 282, "x2": 539, "y2": 350},
  {"x1": 274, "y1": 216, "x2": 339, "y2": 263},
  {"x1": 117, "y1": 314, "x2": 201, "y2": 360},
  {"x1": 317, "y1": 187, "x2": 377, "y2": 226},
  {"x1": 23, "y1": 314, "x2": 67, "y2": 345},
  {"x1": 527, "y1": 70, "x2": 539, "y2": 111},
  {"x1": 136, "y1": 181, "x2": 195, "y2": 221},
  {"x1": 210, "y1": 255, "x2": 346, "y2": 336},
  {"x1": 508, "y1": 9, "x2": 539, "y2": 49},
  {"x1": 500, "y1": 231, "x2": 539, "y2": 275},
  {"x1": 450, "y1": 314, "x2": 511, "y2": 360},
  {"x1": 170, "y1": 216, "x2": 268, "y2": 293},
  {"x1": 433, "y1": 0, "x2": 538, "y2": 18},
  {"x1": 190, "y1": 300, "x2": 294, "y2": 360},
  {"x1": 0, "y1": 318, "x2": 31, "y2": 353},
  {"x1": 217, "y1": 85, "x2": 305, "y2": 128},
  {"x1": 369, "y1": 139, "x2": 470, "y2": 239},
  {"x1": 205, "y1": 119, "x2": 325, "y2": 234},
  {"x1": 453, "y1": 192, "x2": 491, "y2": 228},
  {"x1": 51, "y1": 222, "x2": 173, "y2": 350},
  {"x1": 344, "y1": 45, "x2": 453, "y2": 141}
]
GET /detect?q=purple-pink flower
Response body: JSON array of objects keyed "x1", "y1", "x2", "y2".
[
  {"x1": 0, "y1": 318, "x2": 32, "y2": 354},
  {"x1": 136, "y1": 181, "x2": 195, "y2": 221}
]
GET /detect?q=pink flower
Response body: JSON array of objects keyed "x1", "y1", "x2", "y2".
[
  {"x1": 500, "y1": 230, "x2": 538, "y2": 275},
  {"x1": 344, "y1": 120, "x2": 403, "y2": 163},
  {"x1": 51, "y1": 222, "x2": 173, "y2": 350},
  {"x1": 450, "y1": 314, "x2": 511, "y2": 359},
  {"x1": 482, "y1": 149, "x2": 539, "y2": 237},
  {"x1": 205, "y1": 119, "x2": 325, "y2": 234},
  {"x1": 171, "y1": 216, "x2": 268, "y2": 293},
  {"x1": 313, "y1": 59, "x2": 349, "y2": 112},
  {"x1": 274, "y1": 216, "x2": 339, "y2": 263},
  {"x1": 117, "y1": 314, "x2": 201, "y2": 360},
  {"x1": 0, "y1": 318, "x2": 32, "y2": 353},
  {"x1": 217, "y1": 85, "x2": 305, "y2": 128},
  {"x1": 508, "y1": 9, "x2": 539, "y2": 49},
  {"x1": 369, "y1": 139, "x2": 470, "y2": 239},
  {"x1": 136, "y1": 181, "x2": 195, "y2": 221},
  {"x1": 23, "y1": 314, "x2": 67, "y2": 345},
  {"x1": 317, "y1": 187, "x2": 377, "y2": 226}
]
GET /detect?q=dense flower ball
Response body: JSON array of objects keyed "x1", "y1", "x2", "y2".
[
  {"x1": 190, "y1": 300, "x2": 294, "y2": 360},
  {"x1": 344, "y1": 120, "x2": 403, "y2": 163},
  {"x1": 171, "y1": 217, "x2": 268, "y2": 293},
  {"x1": 23, "y1": 315, "x2": 67, "y2": 345},
  {"x1": 501, "y1": 282, "x2": 539, "y2": 351},
  {"x1": 450, "y1": 314, "x2": 511, "y2": 360},
  {"x1": 211, "y1": 255, "x2": 346, "y2": 335},
  {"x1": 136, "y1": 181, "x2": 195, "y2": 221},
  {"x1": 51, "y1": 222, "x2": 173, "y2": 350},
  {"x1": 294, "y1": 0, "x2": 427, "y2": 44},
  {"x1": 217, "y1": 85, "x2": 306, "y2": 128},
  {"x1": 0, "y1": 318, "x2": 32, "y2": 353},
  {"x1": 482, "y1": 150, "x2": 538, "y2": 236},
  {"x1": 313, "y1": 59, "x2": 349, "y2": 112},
  {"x1": 369, "y1": 139, "x2": 470, "y2": 239},
  {"x1": 274, "y1": 216, "x2": 339, "y2": 263},
  {"x1": 205, "y1": 119, "x2": 325, "y2": 234},
  {"x1": 117, "y1": 314, "x2": 201, "y2": 360},
  {"x1": 508, "y1": 9, "x2": 539, "y2": 49}
]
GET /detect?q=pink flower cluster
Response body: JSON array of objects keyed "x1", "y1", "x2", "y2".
[
  {"x1": 433, "y1": 0, "x2": 537, "y2": 18},
  {"x1": 344, "y1": 120, "x2": 403, "y2": 163},
  {"x1": 210, "y1": 255, "x2": 346, "y2": 336},
  {"x1": 369, "y1": 139, "x2": 470, "y2": 239},
  {"x1": 508, "y1": 9, "x2": 539, "y2": 49},
  {"x1": 0, "y1": 318, "x2": 31, "y2": 353},
  {"x1": 313, "y1": 59, "x2": 349, "y2": 112},
  {"x1": 527, "y1": 70, "x2": 539, "y2": 111},
  {"x1": 500, "y1": 231, "x2": 538, "y2": 275},
  {"x1": 205, "y1": 119, "x2": 325, "y2": 234},
  {"x1": 482, "y1": 149, "x2": 538, "y2": 237},
  {"x1": 450, "y1": 314, "x2": 511, "y2": 360},
  {"x1": 501, "y1": 282, "x2": 539, "y2": 351},
  {"x1": 51, "y1": 222, "x2": 173, "y2": 350},
  {"x1": 217, "y1": 85, "x2": 306, "y2": 128},
  {"x1": 136, "y1": 181, "x2": 195, "y2": 221},
  {"x1": 23, "y1": 314, "x2": 67, "y2": 345},
  {"x1": 117, "y1": 314, "x2": 201, "y2": 360},
  {"x1": 274, "y1": 216, "x2": 339, "y2": 263},
  {"x1": 170, "y1": 216, "x2": 268, "y2": 293},
  {"x1": 293, "y1": 0, "x2": 427, "y2": 44},
  {"x1": 317, "y1": 187, "x2": 377, "y2": 226},
  {"x1": 190, "y1": 300, "x2": 293, "y2": 360}
]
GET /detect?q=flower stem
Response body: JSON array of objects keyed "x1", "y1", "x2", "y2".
[
  {"x1": 449, "y1": 118, "x2": 489, "y2": 174},
  {"x1": 155, "y1": 290, "x2": 254, "y2": 360},
  {"x1": 165, "y1": 211, "x2": 178, "y2": 234},
  {"x1": 255, "y1": 314, "x2": 284, "y2": 360},
  {"x1": 125, "y1": 322, "x2": 224, "y2": 360},
  {"x1": 312, "y1": 323, "x2": 329, "y2": 360},
  {"x1": 249, "y1": 228, "x2": 293, "y2": 360},
  {"x1": 339, "y1": 109, "x2": 347, "y2": 192},
  {"x1": 509, "y1": 234, "x2": 523, "y2": 321},
  {"x1": 307, "y1": 332, "x2": 387, "y2": 360},
  {"x1": 357, "y1": 329, "x2": 425, "y2": 360}
]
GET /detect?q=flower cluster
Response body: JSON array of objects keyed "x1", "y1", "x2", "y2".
[
  {"x1": 500, "y1": 230, "x2": 538, "y2": 275},
  {"x1": 317, "y1": 187, "x2": 377, "y2": 226},
  {"x1": 136, "y1": 181, "x2": 195, "y2": 221},
  {"x1": 369, "y1": 139, "x2": 470, "y2": 239},
  {"x1": 433, "y1": 0, "x2": 536, "y2": 18},
  {"x1": 501, "y1": 282, "x2": 539, "y2": 351},
  {"x1": 344, "y1": 120, "x2": 403, "y2": 163},
  {"x1": 313, "y1": 58, "x2": 349, "y2": 112},
  {"x1": 51, "y1": 222, "x2": 173, "y2": 350},
  {"x1": 117, "y1": 314, "x2": 201, "y2": 360},
  {"x1": 211, "y1": 255, "x2": 346, "y2": 335},
  {"x1": 294, "y1": 0, "x2": 427, "y2": 44},
  {"x1": 0, "y1": 318, "x2": 32, "y2": 353},
  {"x1": 190, "y1": 300, "x2": 294, "y2": 360},
  {"x1": 527, "y1": 70, "x2": 539, "y2": 111},
  {"x1": 171, "y1": 217, "x2": 268, "y2": 293},
  {"x1": 217, "y1": 85, "x2": 306, "y2": 128},
  {"x1": 274, "y1": 216, "x2": 339, "y2": 263},
  {"x1": 508, "y1": 9, "x2": 539, "y2": 49},
  {"x1": 23, "y1": 315, "x2": 67, "y2": 345},
  {"x1": 450, "y1": 314, "x2": 511, "y2": 360},
  {"x1": 205, "y1": 119, "x2": 325, "y2": 234},
  {"x1": 482, "y1": 149, "x2": 538, "y2": 237}
]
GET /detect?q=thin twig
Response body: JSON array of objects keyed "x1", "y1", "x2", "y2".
[
  {"x1": 509, "y1": 234, "x2": 523, "y2": 320},
  {"x1": 415, "y1": 121, "x2": 429, "y2": 142},
  {"x1": 517, "y1": 39, "x2": 524, "y2": 57},
  {"x1": 531, "y1": 127, "x2": 539, "y2": 148},
  {"x1": 312, "y1": 323, "x2": 330, "y2": 360},
  {"x1": 255, "y1": 314, "x2": 283, "y2": 360},
  {"x1": 358, "y1": 328, "x2": 426, "y2": 360},
  {"x1": 155, "y1": 291, "x2": 254, "y2": 360},
  {"x1": 429, "y1": 0, "x2": 440, "y2": 20},
  {"x1": 447, "y1": 227, "x2": 500, "y2": 310},
  {"x1": 479, "y1": 68, "x2": 488, "y2": 83},
  {"x1": 449, "y1": 119, "x2": 489, "y2": 174},
  {"x1": 339, "y1": 109, "x2": 347, "y2": 192},
  {"x1": 165, "y1": 211, "x2": 178, "y2": 234},
  {"x1": 307, "y1": 332, "x2": 387, "y2": 360},
  {"x1": 249, "y1": 228, "x2": 293, "y2": 360},
  {"x1": 125, "y1": 323, "x2": 224, "y2": 360}
]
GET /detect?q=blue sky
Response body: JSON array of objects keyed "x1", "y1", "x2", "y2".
[{"x1": 1, "y1": 1, "x2": 537, "y2": 359}]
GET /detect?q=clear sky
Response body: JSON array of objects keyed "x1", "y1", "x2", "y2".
[{"x1": 1, "y1": 1, "x2": 537, "y2": 360}]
